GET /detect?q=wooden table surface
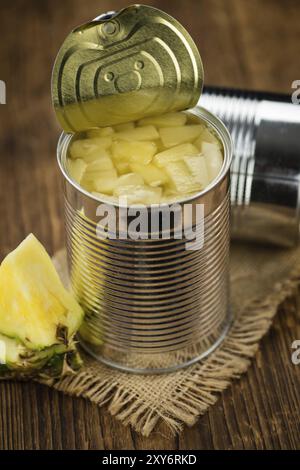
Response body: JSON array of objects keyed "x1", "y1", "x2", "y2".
[{"x1": 0, "y1": 0, "x2": 300, "y2": 450}]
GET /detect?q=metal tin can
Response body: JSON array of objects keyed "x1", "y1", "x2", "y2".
[
  {"x1": 57, "y1": 107, "x2": 232, "y2": 373},
  {"x1": 201, "y1": 87, "x2": 300, "y2": 247}
]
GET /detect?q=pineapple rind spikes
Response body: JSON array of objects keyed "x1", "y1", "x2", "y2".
[
  {"x1": 0, "y1": 333, "x2": 82, "y2": 381},
  {"x1": 0, "y1": 234, "x2": 84, "y2": 350},
  {"x1": 159, "y1": 125, "x2": 204, "y2": 148},
  {"x1": 137, "y1": 112, "x2": 187, "y2": 128}
]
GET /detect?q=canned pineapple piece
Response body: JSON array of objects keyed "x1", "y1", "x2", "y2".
[
  {"x1": 129, "y1": 162, "x2": 169, "y2": 187},
  {"x1": 85, "y1": 156, "x2": 114, "y2": 173},
  {"x1": 117, "y1": 173, "x2": 144, "y2": 187},
  {"x1": 67, "y1": 158, "x2": 87, "y2": 184},
  {"x1": 183, "y1": 155, "x2": 209, "y2": 188},
  {"x1": 115, "y1": 126, "x2": 159, "y2": 142},
  {"x1": 153, "y1": 143, "x2": 199, "y2": 167},
  {"x1": 114, "y1": 122, "x2": 135, "y2": 132},
  {"x1": 70, "y1": 137, "x2": 112, "y2": 162},
  {"x1": 137, "y1": 112, "x2": 187, "y2": 128},
  {"x1": 114, "y1": 184, "x2": 162, "y2": 205},
  {"x1": 87, "y1": 127, "x2": 114, "y2": 138},
  {"x1": 112, "y1": 140, "x2": 157, "y2": 165},
  {"x1": 194, "y1": 128, "x2": 222, "y2": 149},
  {"x1": 87, "y1": 168, "x2": 118, "y2": 194},
  {"x1": 159, "y1": 125, "x2": 204, "y2": 148},
  {"x1": 164, "y1": 160, "x2": 201, "y2": 194},
  {"x1": 202, "y1": 142, "x2": 223, "y2": 180}
]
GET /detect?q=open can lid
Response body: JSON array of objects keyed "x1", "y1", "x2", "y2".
[{"x1": 51, "y1": 4, "x2": 204, "y2": 133}]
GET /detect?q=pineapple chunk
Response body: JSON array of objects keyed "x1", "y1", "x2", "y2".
[
  {"x1": 194, "y1": 128, "x2": 222, "y2": 149},
  {"x1": 183, "y1": 155, "x2": 209, "y2": 189},
  {"x1": 164, "y1": 161, "x2": 201, "y2": 194},
  {"x1": 0, "y1": 234, "x2": 83, "y2": 379},
  {"x1": 202, "y1": 142, "x2": 223, "y2": 180},
  {"x1": 70, "y1": 137, "x2": 112, "y2": 162},
  {"x1": 159, "y1": 125, "x2": 203, "y2": 147},
  {"x1": 68, "y1": 158, "x2": 87, "y2": 184},
  {"x1": 115, "y1": 125, "x2": 159, "y2": 142},
  {"x1": 112, "y1": 141, "x2": 157, "y2": 164},
  {"x1": 138, "y1": 112, "x2": 187, "y2": 127},
  {"x1": 130, "y1": 162, "x2": 168, "y2": 187},
  {"x1": 85, "y1": 156, "x2": 114, "y2": 173},
  {"x1": 114, "y1": 121, "x2": 135, "y2": 132},
  {"x1": 87, "y1": 127, "x2": 114, "y2": 138},
  {"x1": 117, "y1": 173, "x2": 144, "y2": 187},
  {"x1": 153, "y1": 143, "x2": 199, "y2": 167},
  {"x1": 114, "y1": 185, "x2": 162, "y2": 205},
  {"x1": 92, "y1": 169, "x2": 118, "y2": 194},
  {"x1": 114, "y1": 159, "x2": 131, "y2": 175}
]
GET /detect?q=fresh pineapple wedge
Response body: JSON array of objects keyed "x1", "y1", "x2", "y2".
[{"x1": 0, "y1": 234, "x2": 84, "y2": 380}]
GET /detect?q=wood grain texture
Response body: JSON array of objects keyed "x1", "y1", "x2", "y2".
[{"x1": 0, "y1": 0, "x2": 300, "y2": 450}]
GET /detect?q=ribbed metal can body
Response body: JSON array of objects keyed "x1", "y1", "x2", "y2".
[
  {"x1": 201, "y1": 88, "x2": 300, "y2": 247},
  {"x1": 57, "y1": 107, "x2": 232, "y2": 373}
]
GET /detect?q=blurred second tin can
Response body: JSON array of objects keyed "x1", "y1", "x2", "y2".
[{"x1": 201, "y1": 88, "x2": 300, "y2": 247}]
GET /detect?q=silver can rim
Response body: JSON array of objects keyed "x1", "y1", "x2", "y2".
[{"x1": 57, "y1": 106, "x2": 233, "y2": 209}]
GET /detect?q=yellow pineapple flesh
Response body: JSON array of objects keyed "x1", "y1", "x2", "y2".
[
  {"x1": 66, "y1": 111, "x2": 224, "y2": 204},
  {"x1": 0, "y1": 234, "x2": 84, "y2": 380}
]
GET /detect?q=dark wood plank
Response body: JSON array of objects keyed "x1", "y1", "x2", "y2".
[{"x1": 0, "y1": 0, "x2": 300, "y2": 450}]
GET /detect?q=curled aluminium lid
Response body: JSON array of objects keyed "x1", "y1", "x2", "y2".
[{"x1": 51, "y1": 4, "x2": 204, "y2": 133}]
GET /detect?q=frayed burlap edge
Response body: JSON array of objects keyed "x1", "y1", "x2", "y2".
[{"x1": 49, "y1": 264, "x2": 300, "y2": 437}]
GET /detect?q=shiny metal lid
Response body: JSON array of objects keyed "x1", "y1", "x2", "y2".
[{"x1": 51, "y1": 4, "x2": 203, "y2": 133}]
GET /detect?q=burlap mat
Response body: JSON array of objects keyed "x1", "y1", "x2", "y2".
[{"x1": 50, "y1": 242, "x2": 300, "y2": 436}]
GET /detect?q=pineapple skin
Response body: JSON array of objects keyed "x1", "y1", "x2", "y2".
[{"x1": 0, "y1": 335, "x2": 82, "y2": 381}]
